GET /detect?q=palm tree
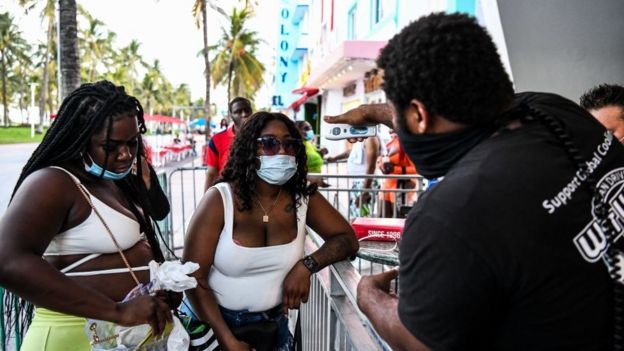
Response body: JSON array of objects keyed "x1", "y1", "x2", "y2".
[
  {"x1": 0, "y1": 12, "x2": 31, "y2": 126},
  {"x1": 193, "y1": 0, "x2": 227, "y2": 139},
  {"x1": 59, "y1": 0, "x2": 80, "y2": 99},
  {"x1": 173, "y1": 83, "x2": 192, "y2": 120},
  {"x1": 140, "y1": 59, "x2": 165, "y2": 115},
  {"x1": 33, "y1": 40, "x2": 59, "y2": 122},
  {"x1": 18, "y1": 0, "x2": 55, "y2": 132},
  {"x1": 109, "y1": 39, "x2": 145, "y2": 95},
  {"x1": 78, "y1": 9, "x2": 108, "y2": 82},
  {"x1": 9, "y1": 53, "x2": 34, "y2": 123},
  {"x1": 210, "y1": 6, "x2": 265, "y2": 103}
]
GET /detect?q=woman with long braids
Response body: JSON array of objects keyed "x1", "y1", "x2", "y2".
[
  {"x1": 183, "y1": 112, "x2": 358, "y2": 350},
  {"x1": 0, "y1": 81, "x2": 175, "y2": 350}
]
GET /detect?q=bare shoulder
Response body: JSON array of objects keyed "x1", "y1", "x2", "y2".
[
  {"x1": 2, "y1": 167, "x2": 81, "y2": 249},
  {"x1": 191, "y1": 183, "x2": 226, "y2": 228},
  {"x1": 12, "y1": 167, "x2": 80, "y2": 205},
  {"x1": 184, "y1": 183, "x2": 226, "y2": 261}
]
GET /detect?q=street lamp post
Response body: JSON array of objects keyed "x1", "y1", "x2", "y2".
[{"x1": 30, "y1": 83, "x2": 36, "y2": 138}]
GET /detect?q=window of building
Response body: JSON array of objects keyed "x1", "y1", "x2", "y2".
[
  {"x1": 371, "y1": 0, "x2": 397, "y2": 25},
  {"x1": 348, "y1": 5, "x2": 357, "y2": 40},
  {"x1": 372, "y1": 0, "x2": 384, "y2": 24}
]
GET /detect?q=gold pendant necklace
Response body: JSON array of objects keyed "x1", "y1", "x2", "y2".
[{"x1": 254, "y1": 188, "x2": 282, "y2": 223}]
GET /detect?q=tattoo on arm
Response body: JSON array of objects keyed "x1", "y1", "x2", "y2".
[{"x1": 313, "y1": 235, "x2": 357, "y2": 268}]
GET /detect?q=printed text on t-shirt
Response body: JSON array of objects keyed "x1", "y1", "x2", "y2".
[{"x1": 542, "y1": 131, "x2": 613, "y2": 214}]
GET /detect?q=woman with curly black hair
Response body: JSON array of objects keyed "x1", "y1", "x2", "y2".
[{"x1": 183, "y1": 112, "x2": 358, "y2": 350}]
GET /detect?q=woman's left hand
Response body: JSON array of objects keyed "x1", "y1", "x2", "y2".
[
  {"x1": 154, "y1": 290, "x2": 183, "y2": 310},
  {"x1": 281, "y1": 261, "x2": 312, "y2": 314}
]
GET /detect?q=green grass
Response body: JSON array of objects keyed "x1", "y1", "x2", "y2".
[{"x1": 0, "y1": 127, "x2": 47, "y2": 144}]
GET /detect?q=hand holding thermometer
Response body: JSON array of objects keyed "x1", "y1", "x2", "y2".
[{"x1": 325, "y1": 124, "x2": 377, "y2": 140}]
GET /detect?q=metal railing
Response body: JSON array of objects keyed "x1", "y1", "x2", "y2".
[
  {"x1": 310, "y1": 172, "x2": 425, "y2": 221},
  {"x1": 298, "y1": 233, "x2": 390, "y2": 351},
  {"x1": 158, "y1": 166, "x2": 414, "y2": 350}
]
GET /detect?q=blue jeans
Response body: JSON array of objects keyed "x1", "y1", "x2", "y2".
[
  {"x1": 219, "y1": 305, "x2": 293, "y2": 351},
  {"x1": 179, "y1": 299, "x2": 293, "y2": 351}
]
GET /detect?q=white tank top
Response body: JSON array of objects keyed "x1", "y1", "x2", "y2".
[
  {"x1": 347, "y1": 141, "x2": 368, "y2": 175},
  {"x1": 208, "y1": 182, "x2": 308, "y2": 312},
  {"x1": 44, "y1": 167, "x2": 142, "y2": 255},
  {"x1": 43, "y1": 167, "x2": 148, "y2": 277}
]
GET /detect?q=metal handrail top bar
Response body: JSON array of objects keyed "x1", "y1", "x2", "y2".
[
  {"x1": 309, "y1": 173, "x2": 424, "y2": 180},
  {"x1": 319, "y1": 188, "x2": 421, "y2": 193},
  {"x1": 167, "y1": 167, "x2": 424, "y2": 180}
]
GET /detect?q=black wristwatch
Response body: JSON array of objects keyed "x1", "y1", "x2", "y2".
[{"x1": 302, "y1": 255, "x2": 320, "y2": 274}]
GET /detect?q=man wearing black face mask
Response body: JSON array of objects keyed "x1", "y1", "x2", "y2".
[{"x1": 325, "y1": 13, "x2": 623, "y2": 351}]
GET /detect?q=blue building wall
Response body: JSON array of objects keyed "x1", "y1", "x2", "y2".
[
  {"x1": 272, "y1": 0, "x2": 301, "y2": 109},
  {"x1": 448, "y1": 0, "x2": 476, "y2": 16}
]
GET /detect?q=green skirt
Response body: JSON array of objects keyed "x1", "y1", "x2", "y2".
[{"x1": 21, "y1": 307, "x2": 91, "y2": 351}]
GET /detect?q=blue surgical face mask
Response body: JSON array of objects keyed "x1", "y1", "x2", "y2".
[
  {"x1": 304, "y1": 130, "x2": 314, "y2": 141},
  {"x1": 256, "y1": 155, "x2": 297, "y2": 185},
  {"x1": 83, "y1": 154, "x2": 132, "y2": 180}
]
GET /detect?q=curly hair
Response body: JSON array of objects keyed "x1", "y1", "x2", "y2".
[
  {"x1": 219, "y1": 112, "x2": 316, "y2": 211},
  {"x1": 378, "y1": 12, "x2": 514, "y2": 126},
  {"x1": 580, "y1": 83, "x2": 624, "y2": 111}
]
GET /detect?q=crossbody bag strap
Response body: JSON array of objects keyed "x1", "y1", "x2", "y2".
[{"x1": 67, "y1": 174, "x2": 142, "y2": 287}]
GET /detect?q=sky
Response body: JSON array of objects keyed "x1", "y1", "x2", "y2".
[{"x1": 0, "y1": 0, "x2": 279, "y2": 115}]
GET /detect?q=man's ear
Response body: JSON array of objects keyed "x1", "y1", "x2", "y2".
[{"x1": 404, "y1": 99, "x2": 430, "y2": 134}]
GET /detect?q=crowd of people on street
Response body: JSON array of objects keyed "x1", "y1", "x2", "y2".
[{"x1": 1, "y1": 9, "x2": 624, "y2": 351}]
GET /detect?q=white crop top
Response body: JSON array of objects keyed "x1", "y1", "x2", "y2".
[
  {"x1": 208, "y1": 182, "x2": 308, "y2": 312},
  {"x1": 44, "y1": 167, "x2": 148, "y2": 276}
]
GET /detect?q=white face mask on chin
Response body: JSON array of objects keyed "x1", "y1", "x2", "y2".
[{"x1": 256, "y1": 155, "x2": 297, "y2": 185}]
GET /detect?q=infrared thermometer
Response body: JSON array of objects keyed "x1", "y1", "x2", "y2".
[{"x1": 325, "y1": 124, "x2": 377, "y2": 140}]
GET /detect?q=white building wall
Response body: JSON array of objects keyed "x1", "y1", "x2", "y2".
[{"x1": 398, "y1": 0, "x2": 447, "y2": 28}]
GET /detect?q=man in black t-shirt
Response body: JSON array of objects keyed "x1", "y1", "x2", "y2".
[{"x1": 325, "y1": 13, "x2": 622, "y2": 351}]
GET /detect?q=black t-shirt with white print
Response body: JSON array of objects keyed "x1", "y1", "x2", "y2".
[{"x1": 398, "y1": 92, "x2": 621, "y2": 350}]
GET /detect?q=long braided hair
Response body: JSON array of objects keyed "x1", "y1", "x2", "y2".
[
  {"x1": 219, "y1": 112, "x2": 316, "y2": 212},
  {"x1": 3, "y1": 80, "x2": 165, "y2": 346}
]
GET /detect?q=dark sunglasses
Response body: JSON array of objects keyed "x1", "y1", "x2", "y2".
[{"x1": 257, "y1": 136, "x2": 302, "y2": 156}]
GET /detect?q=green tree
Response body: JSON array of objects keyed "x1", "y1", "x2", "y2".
[
  {"x1": 32, "y1": 39, "x2": 59, "y2": 121},
  {"x1": 140, "y1": 59, "x2": 165, "y2": 115},
  {"x1": 210, "y1": 6, "x2": 265, "y2": 103},
  {"x1": 0, "y1": 12, "x2": 31, "y2": 126},
  {"x1": 172, "y1": 83, "x2": 192, "y2": 120},
  {"x1": 78, "y1": 8, "x2": 111, "y2": 82},
  {"x1": 59, "y1": 0, "x2": 80, "y2": 99},
  {"x1": 192, "y1": 0, "x2": 225, "y2": 139},
  {"x1": 8, "y1": 55, "x2": 34, "y2": 124},
  {"x1": 18, "y1": 0, "x2": 56, "y2": 132},
  {"x1": 104, "y1": 39, "x2": 144, "y2": 97}
]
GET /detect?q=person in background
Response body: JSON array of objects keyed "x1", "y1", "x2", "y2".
[
  {"x1": 325, "y1": 13, "x2": 622, "y2": 350},
  {"x1": 580, "y1": 83, "x2": 624, "y2": 143},
  {"x1": 183, "y1": 112, "x2": 358, "y2": 350},
  {"x1": 185, "y1": 130, "x2": 197, "y2": 157},
  {"x1": 204, "y1": 97, "x2": 253, "y2": 191},
  {"x1": 326, "y1": 132, "x2": 381, "y2": 217},
  {"x1": 219, "y1": 118, "x2": 229, "y2": 132},
  {"x1": 295, "y1": 120, "x2": 329, "y2": 187},
  {"x1": 0, "y1": 81, "x2": 175, "y2": 350},
  {"x1": 377, "y1": 131, "x2": 417, "y2": 217}
]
